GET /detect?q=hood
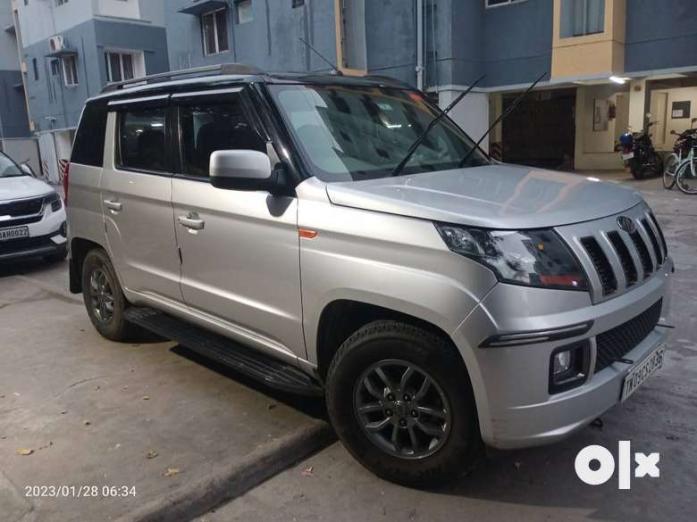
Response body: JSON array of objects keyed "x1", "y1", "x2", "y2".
[
  {"x1": 0, "y1": 176, "x2": 54, "y2": 203},
  {"x1": 325, "y1": 164, "x2": 643, "y2": 229}
]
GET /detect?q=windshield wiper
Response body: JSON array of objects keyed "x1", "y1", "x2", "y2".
[
  {"x1": 458, "y1": 71, "x2": 547, "y2": 168},
  {"x1": 391, "y1": 74, "x2": 485, "y2": 177}
]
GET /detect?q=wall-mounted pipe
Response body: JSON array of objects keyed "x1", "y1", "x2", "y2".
[{"x1": 416, "y1": 0, "x2": 424, "y2": 90}]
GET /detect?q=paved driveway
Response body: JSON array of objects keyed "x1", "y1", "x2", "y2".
[{"x1": 0, "y1": 260, "x2": 329, "y2": 522}]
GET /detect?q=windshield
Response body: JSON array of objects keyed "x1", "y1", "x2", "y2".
[
  {"x1": 269, "y1": 84, "x2": 489, "y2": 182},
  {"x1": 0, "y1": 153, "x2": 25, "y2": 178}
]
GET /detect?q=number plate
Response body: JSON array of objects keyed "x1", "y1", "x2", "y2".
[
  {"x1": 621, "y1": 344, "x2": 665, "y2": 402},
  {"x1": 0, "y1": 226, "x2": 29, "y2": 242},
  {"x1": 622, "y1": 152, "x2": 635, "y2": 160}
]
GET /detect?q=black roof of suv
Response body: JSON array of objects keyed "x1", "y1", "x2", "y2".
[{"x1": 95, "y1": 63, "x2": 413, "y2": 104}]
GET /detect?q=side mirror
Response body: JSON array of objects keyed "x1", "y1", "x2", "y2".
[
  {"x1": 209, "y1": 150, "x2": 274, "y2": 192},
  {"x1": 20, "y1": 163, "x2": 35, "y2": 177}
]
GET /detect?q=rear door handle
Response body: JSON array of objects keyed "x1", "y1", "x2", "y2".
[
  {"x1": 104, "y1": 199, "x2": 122, "y2": 212},
  {"x1": 178, "y1": 215, "x2": 205, "y2": 231}
]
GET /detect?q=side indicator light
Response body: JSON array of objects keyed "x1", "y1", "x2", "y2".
[{"x1": 298, "y1": 228, "x2": 318, "y2": 240}]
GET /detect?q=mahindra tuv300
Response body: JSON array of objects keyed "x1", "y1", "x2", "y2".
[{"x1": 66, "y1": 66, "x2": 672, "y2": 485}]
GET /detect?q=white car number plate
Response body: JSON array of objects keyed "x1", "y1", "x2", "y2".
[
  {"x1": 621, "y1": 344, "x2": 665, "y2": 402},
  {"x1": 622, "y1": 152, "x2": 635, "y2": 160},
  {"x1": 0, "y1": 226, "x2": 29, "y2": 242}
]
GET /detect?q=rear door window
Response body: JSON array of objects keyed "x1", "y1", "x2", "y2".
[
  {"x1": 71, "y1": 101, "x2": 108, "y2": 167},
  {"x1": 117, "y1": 108, "x2": 169, "y2": 172},
  {"x1": 176, "y1": 93, "x2": 266, "y2": 178}
]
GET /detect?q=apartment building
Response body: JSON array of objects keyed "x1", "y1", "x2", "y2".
[
  {"x1": 0, "y1": 0, "x2": 29, "y2": 139},
  {"x1": 12, "y1": 0, "x2": 169, "y2": 181},
  {"x1": 166, "y1": 0, "x2": 697, "y2": 171},
  {"x1": 11, "y1": 0, "x2": 697, "y2": 175}
]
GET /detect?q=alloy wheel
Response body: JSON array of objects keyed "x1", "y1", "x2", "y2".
[
  {"x1": 354, "y1": 359, "x2": 452, "y2": 459},
  {"x1": 89, "y1": 268, "x2": 115, "y2": 323}
]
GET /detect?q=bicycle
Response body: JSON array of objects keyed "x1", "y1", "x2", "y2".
[
  {"x1": 675, "y1": 144, "x2": 697, "y2": 194},
  {"x1": 663, "y1": 122, "x2": 697, "y2": 189}
]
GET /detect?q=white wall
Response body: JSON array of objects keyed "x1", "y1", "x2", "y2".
[
  {"x1": 16, "y1": 0, "x2": 94, "y2": 47},
  {"x1": 649, "y1": 86, "x2": 697, "y2": 152},
  {"x1": 574, "y1": 84, "x2": 628, "y2": 170},
  {"x1": 0, "y1": 138, "x2": 40, "y2": 174},
  {"x1": 97, "y1": 0, "x2": 140, "y2": 20},
  {"x1": 440, "y1": 90, "x2": 490, "y2": 152}
]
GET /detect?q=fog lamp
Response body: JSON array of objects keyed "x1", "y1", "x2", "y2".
[
  {"x1": 553, "y1": 350, "x2": 572, "y2": 376},
  {"x1": 549, "y1": 341, "x2": 590, "y2": 394}
]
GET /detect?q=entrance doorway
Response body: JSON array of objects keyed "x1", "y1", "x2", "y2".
[{"x1": 501, "y1": 88, "x2": 576, "y2": 170}]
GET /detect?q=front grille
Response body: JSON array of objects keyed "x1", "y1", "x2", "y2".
[
  {"x1": 642, "y1": 218, "x2": 664, "y2": 266},
  {"x1": 581, "y1": 237, "x2": 617, "y2": 295},
  {"x1": 630, "y1": 230, "x2": 654, "y2": 276},
  {"x1": 595, "y1": 299, "x2": 662, "y2": 372},
  {"x1": 0, "y1": 196, "x2": 44, "y2": 217},
  {"x1": 572, "y1": 208, "x2": 668, "y2": 301},
  {"x1": 607, "y1": 231, "x2": 638, "y2": 287},
  {"x1": 0, "y1": 215, "x2": 43, "y2": 228},
  {"x1": 649, "y1": 212, "x2": 668, "y2": 255}
]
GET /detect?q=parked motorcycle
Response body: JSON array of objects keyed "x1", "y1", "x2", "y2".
[{"x1": 616, "y1": 121, "x2": 663, "y2": 180}]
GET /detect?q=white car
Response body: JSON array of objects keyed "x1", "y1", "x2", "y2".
[{"x1": 0, "y1": 152, "x2": 67, "y2": 263}]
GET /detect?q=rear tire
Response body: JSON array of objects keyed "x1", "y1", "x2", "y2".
[
  {"x1": 326, "y1": 320, "x2": 482, "y2": 487},
  {"x1": 81, "y1": 249, "x2": 136, "y2": 341}
]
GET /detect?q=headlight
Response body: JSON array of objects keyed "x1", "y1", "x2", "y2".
[
  {"x1": 45, "y1": 192, "x2": 62, "y2": 212},
  {"x1": 435, "y1": 223, "x2": 588, "y2": 291}
]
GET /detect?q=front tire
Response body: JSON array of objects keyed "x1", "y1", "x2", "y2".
[
  {"x1": 326, "y1": 321, "x2": 481, "y2": 487},
  {"x1": 81, "y1": 249, "x2": 136, "y2": 341}
]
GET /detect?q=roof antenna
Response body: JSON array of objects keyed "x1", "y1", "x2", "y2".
[
  {"x1": 391, "y1": 74, "x2": 486, "y2": 177},
  {"x1": 459, "y1": 71, "x2": 547, "y2": 167},
  {"x1": 299, "y1": 38, "x2": 343, "y2": 76}
]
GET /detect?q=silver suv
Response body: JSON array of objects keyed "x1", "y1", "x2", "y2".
[{"x1": 67, "y1": 65, "x2": 672, "y2": 486}]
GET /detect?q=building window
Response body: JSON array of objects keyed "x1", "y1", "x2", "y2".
[
  {"x1": 56, "y1": 0, "x2": 69, "y2": 5},
  {"x1": 485, "y1": 0, "x2": 526, "y2": 7},
  {"x1": 201, "y1": 9, "x2": 229, "y2": 55},
  {"x1": 51, "y1": 59, "x2": 60, "y2": 76},
  {"x1": 560, "y1": 0, "x2": 605, "y2": 37},
  {"x1": 32, "y1": 58, "x2": 39, "y2": 81},
  {"x1": 62, "y1": 55, "x2": 79, "y2": 86},
  {"x1": 292, "y1": 0, "x2": 304, "y2": 7},
  {"x1": 105, "y1": 51, "x2": 140, "y2": 82},
  {"x1": 235, "y1": 0, "x2": 253, "y2": 24}
]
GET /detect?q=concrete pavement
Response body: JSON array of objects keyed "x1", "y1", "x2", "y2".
[
  {"x1": 198, "y1": 176, "x2": 697, "y2": 522},
  {"x1": 0, "y1": 261, "x2": 331, "y2": 522}
]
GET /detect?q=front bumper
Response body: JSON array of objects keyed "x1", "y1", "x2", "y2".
[
  {"x1": 453, "y1": 257, "x2": 672, "y2": 450},
  {"x1": 0, "y1": 206, "x2": 67, "y2": 262}
]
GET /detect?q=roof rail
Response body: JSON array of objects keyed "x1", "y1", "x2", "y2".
[{"x1": 100, "y1": 63, "x2": 264, "y2": 93}]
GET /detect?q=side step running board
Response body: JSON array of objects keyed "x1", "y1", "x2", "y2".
[{"x1": 124, "y1": 307, "x2": 324, "y2": 397}]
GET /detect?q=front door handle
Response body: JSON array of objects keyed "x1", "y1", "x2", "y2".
[
  {"x1": 178, "y1": 214, "x2": 205, "y2": 231},
  {"x1": 104, "y1": 199, "x2": 122, "y2": 212}
]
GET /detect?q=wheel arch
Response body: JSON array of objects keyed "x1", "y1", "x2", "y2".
[
  {"x1": 69, "y1": 237, "x2": 105, "y2": 293},
  {"x1": 315, "y1": 299, "x2": 462, "y2": 382}
]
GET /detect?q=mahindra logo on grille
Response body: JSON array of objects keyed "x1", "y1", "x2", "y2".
[{"x1": 617, "y1": 216, "x2": 636, "y2": 234}]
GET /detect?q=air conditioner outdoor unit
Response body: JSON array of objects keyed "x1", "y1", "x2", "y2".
[{"x1": 49, "y1": 35, "x2": 65, "y2": 53}]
